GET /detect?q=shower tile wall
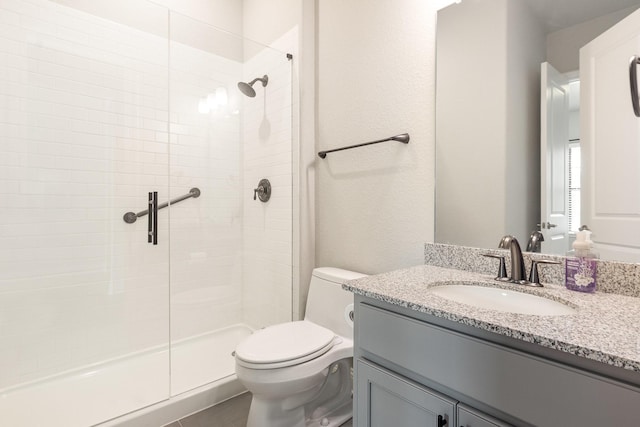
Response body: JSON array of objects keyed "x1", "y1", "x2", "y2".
[
  {"x1": 0, "y1": 0, "x2": 294, "y2": 404},
  {"x1": 0, "y1": 0, "x2": 171, "y2": 390},
  {"x1": 241, "y1": 39, "x2": 293, "y2": 329}
]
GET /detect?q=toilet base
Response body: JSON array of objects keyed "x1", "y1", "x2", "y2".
[
  {"x1": 306, "y1": 401, "x2": 351, "y2": 427},
  {"x1": 246, "y1": 397, "x2": 351, "y2": 427},
  {"x1": 247, "y1": 398, "x2": 306, "y2": 427},
  {"x1": 245, "y1": 359, "x2": 353, "y2": 427}
]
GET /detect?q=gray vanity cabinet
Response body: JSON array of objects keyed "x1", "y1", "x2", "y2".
[
  {"x1": 356, "y1": 359, "x2": 455, "y2": 427},
  {"x1": 457, "y1": 404, "x2": 509, "y2": 427},
  {"x1": 353, "y1": 296, "x2": 640, "y2": 426}
]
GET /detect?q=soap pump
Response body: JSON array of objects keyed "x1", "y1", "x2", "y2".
[{"x1": 565, "y1": 229, "x2": 598, "y2": 293}]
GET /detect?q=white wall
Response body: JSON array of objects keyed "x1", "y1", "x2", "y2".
[
  {"x1": 316, "y1": 0, "x2": 436, "y2": 275},
  {"x1": 154, "y1": 0, "x2": 243, "y2": 34},
  {"x1": 243, "y1": 0, "x2": 300, "y2": 47},
  {"x1": 55, "y1": 0, "x2": 243, "y2": 36},
  {"x1": 547, "y1": 5, "x2": 639, "y2": 73}
]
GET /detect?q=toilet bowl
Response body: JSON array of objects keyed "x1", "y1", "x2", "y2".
[{"x1": 234, "y1": 267, "x2": 366, "y2": 427}]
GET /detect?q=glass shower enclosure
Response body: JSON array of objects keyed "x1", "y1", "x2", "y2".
[{"x1": 0, "y1": 1, "x2": 294, "y2": 425}]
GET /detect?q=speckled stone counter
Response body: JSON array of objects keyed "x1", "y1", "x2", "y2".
[
  {"x1": 344, "y1": 264, "x2": 640, "y2": 373},
  {"x1": 424, "y1": 242, "x2": 640, "y2": 297}
]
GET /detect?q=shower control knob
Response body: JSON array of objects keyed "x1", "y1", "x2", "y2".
[
  {"x1": 253, "y1": 186, "x2": 263, "y2": 200},
  {"x1": 253, "y1": 178, "x2": 271, "y2": 202}
]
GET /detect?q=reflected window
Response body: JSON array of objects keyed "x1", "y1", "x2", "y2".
[{"x1": 568, "y1": 143, "x2": 581, "y2": 232}]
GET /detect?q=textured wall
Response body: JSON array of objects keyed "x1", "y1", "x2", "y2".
[{"x1": 316, "y1": 0, "x2": 437, "y2": 275}]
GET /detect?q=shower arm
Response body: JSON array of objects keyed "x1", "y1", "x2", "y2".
[
  {"x1": 123, "y1": 188, "x2": 201, "y2": 224},
  {"x1": 317, "y1": 133, "x2": 410, "y2": 159}
]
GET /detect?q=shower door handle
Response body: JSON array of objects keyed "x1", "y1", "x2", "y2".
[
  {"x1": 148, "y1": 192, "x2": 158, "y2": 245},
  {"x1": 152, "y1": 191, "x2": 158, "y2": 245}
]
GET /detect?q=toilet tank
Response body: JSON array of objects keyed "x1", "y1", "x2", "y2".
[{"x1": 304, "y1": 267, "x2": 367, "y2": 339}]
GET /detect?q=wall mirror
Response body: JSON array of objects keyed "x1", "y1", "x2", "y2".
[{"x1": 435, "y1": 0, "x2": 640, "y2": 261}]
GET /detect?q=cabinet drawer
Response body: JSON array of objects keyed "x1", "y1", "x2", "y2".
[{"x1": 357, "y1": 303, "x2": 640, "y2": 426}]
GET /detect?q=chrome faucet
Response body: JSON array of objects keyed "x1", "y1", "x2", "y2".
[
  {"x1": 526, "y1": 230, "x2": 544, "y2": 253},
  {"x1": 498, "y1": 235, "x2": 527, "y2": 283}
]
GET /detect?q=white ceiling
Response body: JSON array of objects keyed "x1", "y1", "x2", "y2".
[{"x1": 526, "y1": 0, "x2": 640, "y2": 31}]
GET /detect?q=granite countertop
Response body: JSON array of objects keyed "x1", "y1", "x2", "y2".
[{"x1": 344, "y1": 264, "x2": 640, "y2": 373}]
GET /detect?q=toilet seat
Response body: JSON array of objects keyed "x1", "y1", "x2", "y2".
[{"x1": 235, "y1": 321, "x2": 337, "y2": 369}]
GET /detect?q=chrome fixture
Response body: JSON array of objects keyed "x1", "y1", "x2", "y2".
[
  {"x1": 496, "y1": 235, "x2": 560, "y2": 287},
  {"x1": 123, "y1": 188, "x2": 201, "y2": 224},
  {"x1": 237, "y1": 75, "x2": 269, "y2": 98},
  {"x1": 254, "y1": 179, "x2": 271, "y2": 202},
  {"x1": 317, "y1": 133, "x2": 410, "y2": 159},
  {"x1": 528, "y1": 259, "x2": 561, "y2": 286},
  {"x1": 526, "y1": 230, "x2": 544, "y2": 252},
  {"x1": 482, "y1": 253, "x2": 508, "y2": 281},
  {"x1": 498, "y1": 235, "x2": 528, "y2": 285}
]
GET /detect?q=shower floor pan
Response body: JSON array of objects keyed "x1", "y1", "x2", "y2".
[{"x1": 0, "y1": 324, "x2": 252, "y2": 427}]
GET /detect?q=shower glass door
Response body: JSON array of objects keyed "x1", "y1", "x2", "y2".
[
  {"x1": 0, "y1": 1, "x2": 294, "y2": 425},
  {"x1": 168, "y1": 12, "x2": 294, "y2": 395},
  {"x1": 0, "y1": 0, "x2": 171, "y2": 425}
]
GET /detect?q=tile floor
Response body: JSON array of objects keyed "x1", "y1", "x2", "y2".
[{"x1": 165, "y1": 392, "x2": 353, "y2": 427}]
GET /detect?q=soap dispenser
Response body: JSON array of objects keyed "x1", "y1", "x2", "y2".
[{"x1": 565, "y1": 229, "x2": 598, "y2": 293}]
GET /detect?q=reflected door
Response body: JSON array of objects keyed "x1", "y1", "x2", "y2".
[
  {"x1": 540, "y1": 62, "x2": 570, "y2": 255},
  {"x1": 581, "y1": 7, "x2": 640, "y2": 262}
]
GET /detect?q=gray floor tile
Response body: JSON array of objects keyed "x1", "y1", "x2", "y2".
[
  {"x1": 177, "y1": 392, "x2": 352, "y2": 427},
  {"x1": 179, "y1": 392, "x2": 252, "y2": 427}
]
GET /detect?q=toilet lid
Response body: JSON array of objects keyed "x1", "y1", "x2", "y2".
[{"x1": 235, "y1": 321, "x2": 336, "y2": 366}]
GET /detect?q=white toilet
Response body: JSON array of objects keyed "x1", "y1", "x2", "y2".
[{"x1": 234, "y1": 267, "x2": 366, "y2": 427}]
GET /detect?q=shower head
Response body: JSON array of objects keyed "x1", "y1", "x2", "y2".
[{"x1": 237, "y1": 75, "x2": 269, "y2": 98}]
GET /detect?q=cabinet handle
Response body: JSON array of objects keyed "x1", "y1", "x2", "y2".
[{"x1": 437, "y1": 415, "x2": 447, "y2": 427}]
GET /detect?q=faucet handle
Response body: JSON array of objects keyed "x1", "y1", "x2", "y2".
[
  {"x1": 482, "y1": 254, "x2": 509, "y2": 281},
  {"x1": 528, "y1": 259, "x2": 561, "y2": 287}
]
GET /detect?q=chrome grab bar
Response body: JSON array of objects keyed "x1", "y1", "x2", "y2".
[
  {"x1": 123, "y1": 188, "x2": 201, "y2": 224},
  {"x1": 317, "y1": 133, "x2": 410, "y2": 159}
]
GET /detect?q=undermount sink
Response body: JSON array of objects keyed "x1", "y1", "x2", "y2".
[{"x1": 428, "y1": 284, "x2": 576, "y2": 316}]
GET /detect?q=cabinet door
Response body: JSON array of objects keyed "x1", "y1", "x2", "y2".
[
  {"x1": 457, "y1": 404, "x2": 511, "y2": 427},
  {"x1": 356, "y1": 359, "x2": 455, "y2": 427}
]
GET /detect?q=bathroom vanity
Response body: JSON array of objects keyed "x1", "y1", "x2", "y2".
[{"x1": 345, "y1": 265, "x2": 640, "y2": 426}]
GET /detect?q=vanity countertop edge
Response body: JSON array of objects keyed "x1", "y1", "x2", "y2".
[{"x1": 343, "y1": 264, "x2": 640, "y2": 374}]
